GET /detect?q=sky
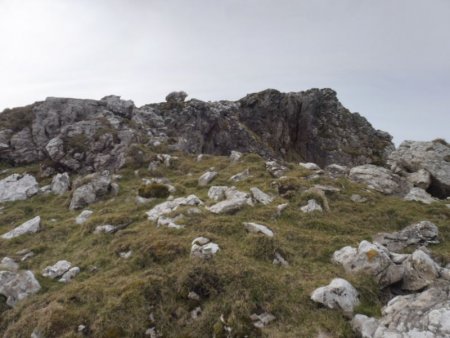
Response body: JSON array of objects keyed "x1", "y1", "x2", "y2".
[{"x1": 0, "y1": 0, "x2": 449, "y2": 144}]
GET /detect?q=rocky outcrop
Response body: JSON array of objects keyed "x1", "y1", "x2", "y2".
[
  {"x1": 0, "y1": 88, "x2": 394, "y2": 173},
  {"x1": 0, "y1": 174, "x2": 39, "y2": 203},
  {"x1": 349, "y1": 164, "x2": 410, "y2": 195},
  {"x1": 352, "y1": 285, "x2": 450, "y2": 338},
  {"x1": 388, "y1": 140, "x2": 450, "y2": 198}
]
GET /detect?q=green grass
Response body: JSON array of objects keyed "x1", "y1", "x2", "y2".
[{"x1": 0, "y1": 153, "x2": 449, "y2": 337}]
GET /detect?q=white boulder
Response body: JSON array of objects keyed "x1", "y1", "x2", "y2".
[{"x1": 1, "y1": 216, "x2": 41, "y2": 239}]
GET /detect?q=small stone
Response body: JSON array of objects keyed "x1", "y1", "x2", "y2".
[
  {"x1": 0, "y1": 257, "x2": 19, "y2": 272},
  {"x1": 229, "y1": 150, "x2": 242, "y2": 162},
  {"x1": 188, "y1": 291, "x2": 200, "y2": 301},
  {"x1": 75, "y1": 210, "x2": 93, "y2": 225},
  {"x1": 300, "y1": 162, "x2": 321, "y2": 170},
  {"x1": 94, "y1": 224, "x2": 116, "y2": 234},
  {"x1": 119, "y1": 250, "x2": 133, "y2": 259},
  {"x1": 243, "y1": 222, "x2": 274, "y2": 237},
  {"x1": 42, "y1": 260, "x2": 72, "y2": 279},
  {"x1": 198, "y1": 171, "x2": 218, "y2": 187},
  {"x1": 229, "y1": 168, "x2": 251, "y2": 182},
  {"x1": 300, "y1": 199, "x2": 323, "y2": 213},
  {"x1": 191, "y1": 306, "x2": 202, "y2": 320},
  {"x1": 250, "y1": 187, "x2": 273, "y2": 205},
  {"x1": 276, "y1": 203, "x2": 288, "y2": 216},
  {"x1": 351, "y1": 194, "x2": 367, "y2": 203},
  {"x1": 58, "y1": 267, "x2": 80, "y2": 283}
]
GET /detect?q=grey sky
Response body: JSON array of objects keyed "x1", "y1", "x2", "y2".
[{"x1": 1, "y1": 0, "x2": 449, "y2": 144}]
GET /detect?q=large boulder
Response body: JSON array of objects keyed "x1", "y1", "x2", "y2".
[
  {"x1": 388, "y1": 140, "x2": 450, "y2": 198},
  {"x1": 0, "y1": 269, "x2": 41, "y2": 306},
  {"x1": 50, "y1": 172, "x2": 71, "y2": 195},
  {"x1": 0, "y1": 174, "x2": 39, "y2": 203},
  {"x1": 349, "y1": 164, "x2": 410, "y2": 195},
  {"x1": 401, "y1": 250, "x2": 440, "y2": 291}
]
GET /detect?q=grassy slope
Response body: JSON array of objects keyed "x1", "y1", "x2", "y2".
[{"x1": 0, "y1": 153, "x2": 449, "y2": 338}]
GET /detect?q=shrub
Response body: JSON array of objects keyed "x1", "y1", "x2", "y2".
[
  {"x1": 137, "y1": 183, "x2": 170, "y2": 198},
  {"x1": 0, "y1": 105, "x2": 35, "y2": 132}
]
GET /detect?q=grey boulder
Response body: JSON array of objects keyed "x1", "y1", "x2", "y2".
[
  {"x1": 0, "y1": 173, "x2": 39, "y2": 203},
  {"x1": 1, "y1": 216, "x2": 41, "y2": 239}
]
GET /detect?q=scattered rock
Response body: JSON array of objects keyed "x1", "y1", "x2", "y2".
[
  {"x1": 229, "y1": 150, "x2": 242, "y2": 162},
  {"x1": 0, "y1": 269, "x2": 41, "y2": 306},
  {"x1": 191, "y1": 306, "x2": 202, "y2": 320},
  {"x1": 373, "y1": 221, "x2": 439, "y2": 252},
  {"x1": 250, "y1": 312, "x2": 276, "y2": 328},
  {"x1": 42, "y1": 260, "x2": 72, "y2": 279},
  {"x1": 50, "y1": 172, "x2": 70, "y2": 195},
  {"x1": 119, "y1": 250, "x2": 133, "y2": 259},
  {"x1": 276, "y1": 203, "x2": 288, "y2": 216},
  {"x1": 69, "y1": 171, "x2": 114, "y2": 210},
  {"x1": 0, "y1": 257, "x2": 19, "y2": 272},
  {"x1": 351, "y1": 194, "x2": 367, "y2": 203},
  {"x1": 207, "y1": 186, "x2": 228, "y2": 202},
  {"x1": 75, "y1": 210, "x2": 93, "y2": 225},
  {"x1": 349, "y1": 164, "x2": 410, "y2": 195},
  {"x1": 207, "y1": 197, "x2": 248, "y2": 214},
  {"x1": 300, "y1": 162, "x2": 321, "y2": 170},
  {"x1": 250, "y1": 187, "x2": 273, "y2": 205},
  {"x1": 198, "y1": 170, "x2": 218, "y2": 187},
  {"x1": 146, "y1": 195, "x2": 203, "y2": 221},
  {"x1": 311, "y1": 278, "x2": 360, "y2": 316},
  {"x1": 266, "y1": 161, "x2": 287, "y2": 178},
  {"x1": 191, "y1": 237, "x2": 220, "y2": 259},
  {"x1": 188, "y1": 291, "x2": 200, "y2": 301},
  {"x1": 229, "y1": 168, "x2": 251, "y2": 182},
  {"x1": 404, "y1": 187, "x2": 437, "y2": 204},
  {"x1": 157, "y1": 215, "x2": 185, "y2": 229},
  {"x1": 273, "y1": 252, "x2": 289, "y2": 266},
  {"x1": 300, "y1": 199, "x2": 323, "y2": 213},
  {"x1": 94, "y1": 224, "x2": 119, "y2": 234},
  {"x1": 1, "y1": 216, "x2": 41, "y2": 239},
  {"x1": 243, "y1": 222, "x2": 274, "y2": 237},
  {"x1": 0, "y1": 174, "x2": 39, "y2": 203},
  {"x1": 58, "y1": 267, "x2": 80, "y2": 283}
]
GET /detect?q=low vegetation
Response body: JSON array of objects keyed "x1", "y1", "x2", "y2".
[{"x1": 0, "y1": 152, "x2": 449, "y2": 337}]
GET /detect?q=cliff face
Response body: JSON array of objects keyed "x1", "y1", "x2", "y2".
[{"x1": 0, "y1": 88, "x2": 394, "y2": 173}]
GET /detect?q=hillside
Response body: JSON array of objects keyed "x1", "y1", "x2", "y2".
[{"x1": 0, "y1": 90, "x2": 450, "y2": 338}]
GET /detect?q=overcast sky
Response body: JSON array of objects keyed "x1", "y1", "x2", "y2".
[{"x1": 0, "y1": 0, "x2": 449, "y2": 144}]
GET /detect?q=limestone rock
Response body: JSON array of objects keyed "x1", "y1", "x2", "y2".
[
  {"x1": 250, "y1": 312, "x2": 276, "y2": 328},
  {"x1": 404, "y1": 187, "x2": 437, "y2": 204},
  {"x1": 58, "y1": 267, "x2": 80, "y2": 283},
  {"x1": 0, "y1": 257, "x2": 19, "y2": 272},
  {"x1": 401, "y1": 250, "x2": 440, "y2": 291},
  {"x1": 373, "y1": 221, "x2": 439, "y2": 252},
  {"x1": 75, "y1": 210, "x2": 93, "y2": 225},
  {"x1": 349, "y1": 164, "x2": 410, "y2": 195},
  {"x1": 311, "y1": 278, "x2": 359, "y2": 316},
  {"x1": 50, "y1": 172, "x2": 70, "y2": 195},
  {"x1": 42, "y1": 260, "x2": 72, "y2": 279},
  {"x1": 407, "y1": 169, "x2": 431, "y2": 189},
  {"x1": 351, "y1": 194, "x2": 368, "y2": 203},
  {"x1": 0, "y1": 174, "x2": 39, "y2": 203},
  {"x1": 207, "y1": 197, "x2": 248, "y2": 214},
  {"x1": 146, "y1": 195, "x2": 203, "y2": 221},
  {"x1": 0, "y1": 269, "x2": 41, "y2": 306},
  {"x1": 165, "y1": 91, "x2": 188, "y2": 104},
  {"x1": 69, "y1": 171, "x2": 113, "y2": 210},
  {"x1": 266, "y1": 161, "x2": 287, "y2": 178},
  {"x1": 198, "y1": 170, "x2": 217, "y2": 187},
  {"x1": 300, "y1": 199, "x2": 323, "y2": 213},
  {"x1": 243, "y1": 222, "x2": 274, "y2": 237},
  {"x1": 207, "y1": 186, "x2": 228, "y2": 202},
  {"x1": 94, "y1": 224, "x2": 117, "y2": 234},
  {"x1": 353, "y1": 285, "x2": 450, "y2": 338},
  {"x1": 229, "y1": 168, "x2": 251, "y2": 182},
  {"x1": 388, "y1": 140, "x2": 450, "y2": 198},
  {"x1": 300, "y1": 162, "x2": 321, "y2": 170},
  {"x1": 325, "y1": 164, "x2": 349, "y2": 178},
  {"x1": 1, "y1": 216, "x2": 41, "y2": 239},
  {"x1": 250, "y1": 187, "x2": 273, "y2": 205},
  {"x1": 191, "y1": 237, "x2": 220, "y2": 259},
  {"x1": 157, "y1": 215, "x2": 185, "y2": 229},
  {"x1": 229, "y1": 150, "x2": 242, "y2": 162}
]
